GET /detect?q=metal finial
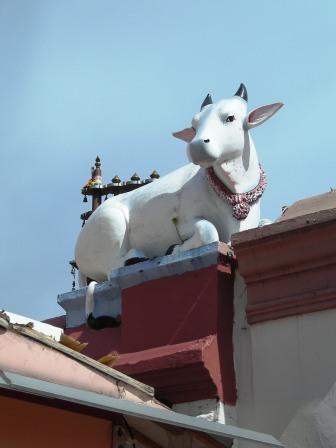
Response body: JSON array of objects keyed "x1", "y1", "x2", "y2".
[
  {"x1": 131, "y1": 173, "x2": 140, "y2": 183},
  {"x1": 112, "y1": 175, "x2": 121, "y2": 184},
  {"x1": 150, "y1": 170, "x2": 160, "y2": 179},
  {"x1": 95, "y1": 156, "x2": 101, "y2": 168}
]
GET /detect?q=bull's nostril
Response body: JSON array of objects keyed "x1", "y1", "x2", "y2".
[{"x1": 204, "y1": 139, "x2": 210, "y2": 143}]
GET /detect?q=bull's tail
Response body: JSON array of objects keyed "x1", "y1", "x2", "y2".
[{"x1": 85, "y1": 281, "x2": 121, "y2": 330}]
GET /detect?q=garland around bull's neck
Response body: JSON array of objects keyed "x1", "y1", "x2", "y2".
[{"x1": 207, "y1": 135, "x2": 267, "y2": 220}]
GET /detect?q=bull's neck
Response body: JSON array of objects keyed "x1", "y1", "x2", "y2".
[{"x1": 212, "y1": 135, "x2": 260, "y2": 194}]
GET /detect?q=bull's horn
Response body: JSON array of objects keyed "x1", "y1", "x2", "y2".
[
  {"x1": 200, "y1": 93, "x2": 213, "y2": 110},
  {"x1": 234, "y1": 83, "x2": 248, "y2": 102}
]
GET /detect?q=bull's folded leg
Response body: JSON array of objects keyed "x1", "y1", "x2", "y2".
[
  {"x1": 166, "y1": 244, "x2": 177, "y2": 255},
  {"x1": 172, "y1": 218, "x2": 219, "y2": 255},
  {"x1": 124, "y1": 257, "x2": 149, "y2": 266},
  {"x1": 85, "y1": 281, "x2": 121, "y2": 329}
]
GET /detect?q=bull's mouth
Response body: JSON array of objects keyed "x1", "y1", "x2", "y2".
[
  {"x1": 188, "y1": 153, "x2": 218, "y2": 168},
  {"x1": 196, "y1": 159, "x2": 217, "y2": 168},
  {"x1": 187, "y1": 144, "x2": 219, "y2": 168}
]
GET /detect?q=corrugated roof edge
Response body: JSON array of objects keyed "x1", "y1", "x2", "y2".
[{"x1": 0, "y1": 315, "x2": 154, "y2": 397}]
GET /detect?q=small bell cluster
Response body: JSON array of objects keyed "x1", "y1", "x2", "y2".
[{"x1": 82, "y1": 166, "x2": 160, "y2": 203}]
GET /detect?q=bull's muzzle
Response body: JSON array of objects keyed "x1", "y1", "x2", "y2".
[{"x1": 188, "y1": 138, "x2": 220, "y2": 167}]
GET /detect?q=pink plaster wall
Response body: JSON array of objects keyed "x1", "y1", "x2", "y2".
[{"x1": 0, "y1": 327, "x2": 162, "y2": 408}]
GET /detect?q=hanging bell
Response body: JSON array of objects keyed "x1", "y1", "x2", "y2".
[
  {"x1": 105, "y1": 194, "x2": 108, "y2": 201},
  {"x1": 82, "y1": 220, "x2": 85, "y2": 227},
  {"x1": 72, "y1": 280, "x2": 75, "y2": 291},
  {"x1": 83, "y1": 194, "x2": 88, "y2": 203}
]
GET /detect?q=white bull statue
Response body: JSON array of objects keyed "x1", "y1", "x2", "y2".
[{"x1": 75, "y1": 84, "x2": 283, "y2": 286}]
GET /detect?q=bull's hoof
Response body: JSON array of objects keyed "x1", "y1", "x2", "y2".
[
  {"x1": 87, "y1": 313, "x2": 121, "y2": 329},
  {"x1": 124, "y1": 257, "x2": 149, "y2": 266},
  {"x1": 166, "y1": 244, "x2": 178, "y2": 255}
]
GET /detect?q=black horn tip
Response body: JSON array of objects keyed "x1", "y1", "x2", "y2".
[
  {"x1": 234, "y1": 83, "x2": 248, "y2": 102},
  {"x1": 200, "y1": 93, "x2": 213, "y2": 110}
]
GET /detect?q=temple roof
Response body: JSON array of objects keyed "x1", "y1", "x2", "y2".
[
  {"x1": 232, "y1": 189, "x2": 336, "y2": 247},
  {"x1": 0, "y1": 312, "x2": 282, "y2": 447},
  {"x1": 0, "y1": 311, "x2": 156, "y2": 402},
  {"x1": 277, "y1": 190, "x2": 336, "y2": 222}
]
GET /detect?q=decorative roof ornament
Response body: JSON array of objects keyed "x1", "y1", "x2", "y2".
[
  {"x1": 150, "y1": 170, "x2": 160, "y2": 180},
  {"x1": 83, "y1": 158, "x2": 103, "y2": 189},
  {"x1": 112, "y1": 175, "x2": 121, "y2": 185},
  {"x1": 131, "y1": 173, "x2": 140, "y2": 184}
]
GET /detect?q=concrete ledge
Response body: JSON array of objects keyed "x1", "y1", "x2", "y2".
[
  {"x1": 57, "y1": 281, "x2": 121, "y2": 328},
  {"x1": 115, "y1": 336, "x2": 220, "y2": 404},
  {"x1": 58, "y1": 242, "x2": 230, "y2": 328}
]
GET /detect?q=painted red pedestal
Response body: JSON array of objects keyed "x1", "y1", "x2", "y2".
[{"x1": 49, "y1": 250, "x2": 236, "y2": 405}]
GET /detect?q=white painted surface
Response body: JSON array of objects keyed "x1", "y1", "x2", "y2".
[
  {"x1": 258, "y1": 218, "x2": 273, "y2": 227},
  {"x1": 3, "y1": 311, "x2": 63, "y2": 341},
  {"x1": 250, "y1": 309, "x2": 336, "y2": 437},
  {"x1": 281, "y1": 380, "x2": 336, "y2": 448},
  {"x1": 75, "y1": 87, "x2": 282, "y2": 283},
  {"x1": 314, "y1": 382, "x2": 336, "y2": 447},
  {"x1": 173, "y1": 399, "x2": 236, "y2": 425},
  {"x1": 232, "y1": 274, "x2": 336, "y2": 446},
  {"x1": 232, "y1": 273, "x2": 255, "y2": 434},
  {"x1": 281, "y1": 401, "x2": 322, "y2": 447}
]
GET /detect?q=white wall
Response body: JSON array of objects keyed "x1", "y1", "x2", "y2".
[{"x1": 233, "y1": 273, "x2": 336, "y2": 442}]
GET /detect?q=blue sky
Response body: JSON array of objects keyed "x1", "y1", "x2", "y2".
[{"x1": 1, "y1": 0, "x2": 335, "y2": 319}]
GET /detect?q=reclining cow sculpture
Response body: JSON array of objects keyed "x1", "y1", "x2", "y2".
[{"x1": 75, "y1": 84, "x2": 283, "y2": 288}]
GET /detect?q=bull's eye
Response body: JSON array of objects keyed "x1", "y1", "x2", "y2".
[{"x1": 226, "y1": 115, "x2": 235, "y2": 123}]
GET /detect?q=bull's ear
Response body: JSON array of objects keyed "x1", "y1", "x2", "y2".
[
  {"x1": 247, "y1": 103, "x2": 283, "y2": 129},
  {"x1": 172, "y1": 127, "x2": 196, "y2": 143}
]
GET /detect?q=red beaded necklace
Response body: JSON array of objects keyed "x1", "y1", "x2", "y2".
[{"x1": 206, "y1": 165, "x2": 267, "y2": 220}]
